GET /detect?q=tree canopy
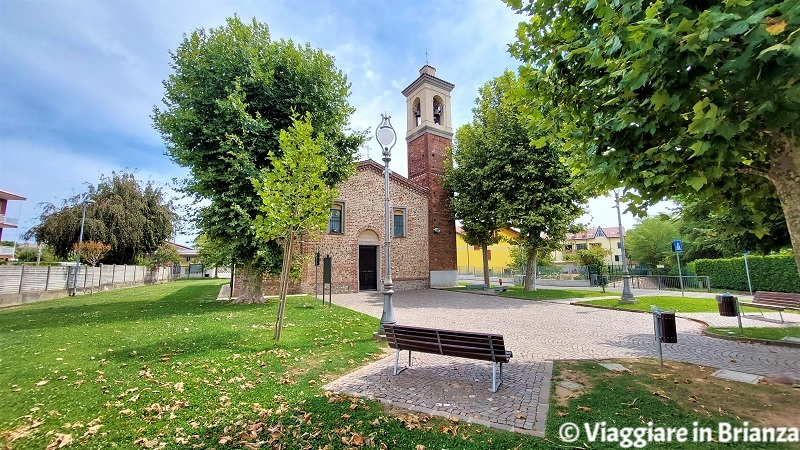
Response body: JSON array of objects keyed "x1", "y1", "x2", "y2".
[
  {"x1": 26, "y1": 172, "x2": 176, "y2": 264},
  {"x1": 508, "y1": 0, "x2": 800, "y2": 274},
  {"x1": 448, "y1": 70, "x2": 583, "y2": 290},
  {"x1": 444, "y1": 122, "x2": 504, "y2": 286},
  {"x1": 152, "y1": 16, "x2": 363, "y2": 301},
  {"x1": 625, "y1": 216, "x2": 680, "y2": 267}
]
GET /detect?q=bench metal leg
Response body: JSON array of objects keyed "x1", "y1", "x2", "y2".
[
  {"x1": 393, "y1": 349, "x2": 409, "y2": 375},
  {"x1": 779, "y1": 311, "x2": 784, "y2": 323},
  {"x1": 491, "y1": 362, "x2": 504, "y2": 392}
]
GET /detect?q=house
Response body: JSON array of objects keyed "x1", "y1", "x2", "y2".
[
  {"x1": 166, "y1": 242, "x2": 200, "y2": 263},
  {"x1": 551, "y1": 226, "x2": 627, "y2": 269},
  {"x1": 456, "y1": 227, "x2": 519, "y2": 276},
  {"x1": 251, "y1": 65, "x2": 459, "y2": 296},
  {"x1": 0, "y1": 190, "x2": 26, "y2": 260}
]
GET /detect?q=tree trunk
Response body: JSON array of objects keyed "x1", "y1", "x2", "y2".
[
  {"x1": 481, "y1": 244, "x2": 490, "y2": 286},
  {"x1": 767, "y1": 132, "x2": 800, "y2": 277},
  {"x1": 274, "y1": 232, "x2": 295, "y2": 341},
  {"x1": 234, "y1": 260, "x2": 265, "y2": 304},
  {"x1": 524, "y1": 245, "x2": 538, "y2": 291}
]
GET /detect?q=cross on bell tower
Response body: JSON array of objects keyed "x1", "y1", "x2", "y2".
[{"x1": 401, "y1": 65, "x2": 457, "y2": 287}]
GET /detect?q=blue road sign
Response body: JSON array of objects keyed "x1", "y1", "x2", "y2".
[{"x1": 672, "y1": 240, "x2": 683, "y2": 253}]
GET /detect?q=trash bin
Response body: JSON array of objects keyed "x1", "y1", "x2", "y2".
[
  {"x1": 659, "y1": 311, "x2": 677, "y2": 343},
  {"x1": 715, "y1": 293, "x2": 738, "y2": 317}
]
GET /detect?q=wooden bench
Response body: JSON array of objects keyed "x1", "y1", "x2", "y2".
[
  {"x1": 465, "y1": 283, "x2": 487, "y2": 291},
  {"x1": 738, "y1": 291, "x2": 800, "y2": 323},
  {"x1": 493, "y1": 286, "x2": 508, "y2": 293},
  {"x1": 383, "y1": 324, "x2": 512, "y2": 392}
]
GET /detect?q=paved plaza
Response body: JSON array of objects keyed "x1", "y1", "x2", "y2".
[{"x1": 323, "y1": 289, "x2": 800, "y2": 436}]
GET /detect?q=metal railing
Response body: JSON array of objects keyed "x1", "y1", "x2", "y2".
[
  {"x1": 605, "y1": 275, "x2": 711, "y2": 292},
  {"x1": 0, "y1": 214, "x2": 19, "y2": 226}
]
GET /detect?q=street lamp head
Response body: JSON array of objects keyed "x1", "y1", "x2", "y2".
[
  {"x1": 376, "y1": 113, "x2": 397, "y2": 157},
  {"x1": 85, "y1": 199, "x2": 95, "y2": 205}
]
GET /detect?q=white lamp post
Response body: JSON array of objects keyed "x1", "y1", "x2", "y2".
[
  {"x1": 71, "y1": 198, "x2": 95, "y2": 296},
  {"x1": 376, "y1": 113, "x2": 397, "y2": 338},
  {"x1": 613, "y1": 191, "x2": 636, "y2": 304}
]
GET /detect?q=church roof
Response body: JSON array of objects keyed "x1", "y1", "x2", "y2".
[
  {"x1": 357, "y1": 160, "x2": 429, "y2": 197},
  {"x1": 401, "y1": 65, "x2": 455, "y2": 96}
]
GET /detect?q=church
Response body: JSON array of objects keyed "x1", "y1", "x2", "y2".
[{"x1": 261, "y1": 65, "x2": 459, "y2": 295}]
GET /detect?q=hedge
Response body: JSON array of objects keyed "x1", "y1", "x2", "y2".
[{"x1": 694, "y1": 255, "x2": 800, "y2": 293}]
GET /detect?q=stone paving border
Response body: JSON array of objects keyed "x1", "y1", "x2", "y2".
[{"x1": 323, "y1": 352, "x2": 552, "y2": 437}]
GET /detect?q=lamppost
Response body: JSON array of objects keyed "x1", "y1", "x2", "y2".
[
  {"x1": 375, "y1": 113, "x2": 397, "y2": 338},
  {"x1": 743, "y1": 251, "x2": 753, "y2": 295},
  {"x1": 613, "y1": 191, "x2": 636, "y2": 304},
  {"x1": 71, "y1": 198, "x2": 95, "y2": 296}
]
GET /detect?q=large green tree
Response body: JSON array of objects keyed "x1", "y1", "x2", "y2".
[
  {"x1": 625, "y1": 216, "x2": 680, "y2": 267},
  {"x1": 508, "y1": 0, "x2": 800, "y2": 274},
  {"x1": 444, "y1": 123, "x2": 503, "y2": 286},
  {"x1": 455, "y1": 70, "x2": 583, "y2": 290},
  {"x1": 153, "y1": 17, "x2": 363, "y2": 302},
  {"x1": 26, "y1": 172, "x2": 176, "y2": 264}
]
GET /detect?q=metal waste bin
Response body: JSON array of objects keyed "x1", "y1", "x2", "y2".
[
  {"x1": 715, "y1": 293, "x2": 738, "y2": 317},
  {"x1": 659, "y1": 311, "x2": 677, "y2": 343}
]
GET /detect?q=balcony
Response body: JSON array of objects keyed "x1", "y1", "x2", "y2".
[{"x1": 0, "y1": 214, "x2": 20, "y2": 227}]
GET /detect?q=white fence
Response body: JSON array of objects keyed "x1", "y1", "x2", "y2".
[{"x1": 0, "y1": 264, "x2": 175, "y2": 306}]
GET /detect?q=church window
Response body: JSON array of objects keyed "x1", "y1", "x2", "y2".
[
  {"x1": 393, "y1": 208, "x2": 406, "y2": 237},
  {"x1": 329, "y1": 202, "x2": 344, "y2": 234}
]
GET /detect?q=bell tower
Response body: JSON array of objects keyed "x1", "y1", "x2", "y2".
[{"x1": 402, "y1": 65, "x2": 457, "y2": 287}]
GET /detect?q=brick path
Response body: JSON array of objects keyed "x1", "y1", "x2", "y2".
[{"x1": 323, "y1": 289, "x2": 800, "y2": 436}]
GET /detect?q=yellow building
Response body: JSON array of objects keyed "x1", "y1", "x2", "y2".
[{"x1": 456, "y1": 227, "x2": 519, "y2": 276}]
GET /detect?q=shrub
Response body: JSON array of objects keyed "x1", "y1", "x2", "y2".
[{"x1": 694, "y1": 255, "x2": 800, "y2": 293}]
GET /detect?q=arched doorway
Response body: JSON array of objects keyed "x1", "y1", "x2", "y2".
[{"x1": 358, "y1": 230, "x2": 380, "y2": 291}]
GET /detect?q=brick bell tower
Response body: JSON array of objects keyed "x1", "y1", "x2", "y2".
[{"x1": 402, "y1": 65, "x2": 458, "y2": 288}]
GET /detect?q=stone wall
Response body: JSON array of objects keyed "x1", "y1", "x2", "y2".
[{"x1": 257, "y1": 160, "x2": 430, "y2": 296}]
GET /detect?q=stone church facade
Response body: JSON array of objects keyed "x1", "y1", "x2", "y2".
[{"x1": 258, "y1": 65, "x2": 458, "y2": 295}]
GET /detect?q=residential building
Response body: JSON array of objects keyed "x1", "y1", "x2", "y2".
[
  {"x1": 0, "y1": 190, "x2": 26, "y2": 260},
  {"x1": 552, "y1": 226, "x2": 627, "y2": 269}
]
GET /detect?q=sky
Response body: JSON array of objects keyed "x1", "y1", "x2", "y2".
[{"x1": 0, "y1": 0, "x2": 670, "y2": 246}]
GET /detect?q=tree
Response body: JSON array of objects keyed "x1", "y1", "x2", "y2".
[
  {"x1": 146, "y1": 243, "x2": 182, "y2": 271},
  {"x1": 253, "y1": 114, "x2": 340, "y2": 340},
  {"x1": 73, "y1": 240, "x2": 111, "y2": 267},
  {"x1": 153, "y1": 16, "x2": 363, "y2": 303},
  {"x1": 625, "y1": 217, "x2": 680, "y2": 267},
  {"x1": 675, "y1": 193, "x2": 790, "y2": 260},
  {"x1": 509, "y1": 0, "x2": 800, "y2": 275},
  {"x1": 26, "y1": 172, "x2": 176, "y2": 263},
  {"x1": 73, "y1": 240, "x2": 111, "y2": 294},
  {"x1": 444, "y1": 123, "x2": 503, "y2": 286},
  {"x1": 195, "y1": 233, "x2": 232, "y2": 269},
  {"x1": 455, "y1": 70, "x2": 584, "y2": 290}
]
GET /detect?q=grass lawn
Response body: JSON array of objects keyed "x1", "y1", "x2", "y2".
[
  {"x1": 497, "y1": 286, "x2": 614, "y2": 300},
  {"x1": 575, "y1": 296, "x2": 794, "y2": 315},
  {"x1": 706, "y1": 326, "x2": 800, "y2": 341},
  {"x1": 549, "y1": 360, "x2": 798, "y2": 449},
  {"x1": 0, "y1": 279, "x2": 543, "y2": 449}
]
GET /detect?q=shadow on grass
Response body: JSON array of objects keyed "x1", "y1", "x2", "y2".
[{"x1": 0, "y1": 281, "x2": 268, "y2": 333}]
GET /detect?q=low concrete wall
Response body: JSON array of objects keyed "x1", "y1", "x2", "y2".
[{"x1": 430, "y1": 270, "x2": 458, "y2": 288}]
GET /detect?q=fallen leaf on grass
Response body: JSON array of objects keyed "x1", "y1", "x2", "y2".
[
  {"x1": 577, "y1": 406, "x2": 591, "y2": 412},
  {"x1": 174, "y1": 382, "x2": 184, "y2": 392},
  {"x1": 46, "y1": 433, "x2": 72, "y2": 449},
  {"x1": 653, "y1": 390, "x2": 671, "y2": 400},
  {"x1": 36, "y1": 380, "x2": 49, "y2": 386},
  {"x1": 415, "y1": 446, "x2": 426, "y2": 450},
  {"x1": 557, "y1": 411, "x2": 568, "y2": 417},
  {"x1": 688, "y1": 396, "x2": 698, "y2": 403}
]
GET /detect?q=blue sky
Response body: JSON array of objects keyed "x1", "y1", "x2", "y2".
[{"x1": 0, "y1": 0, "x2": 668, "y2": 246}]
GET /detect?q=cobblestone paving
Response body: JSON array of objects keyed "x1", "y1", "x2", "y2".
[{"x1": 324, "y1": 289, "x2": 800, "y2": 435}]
